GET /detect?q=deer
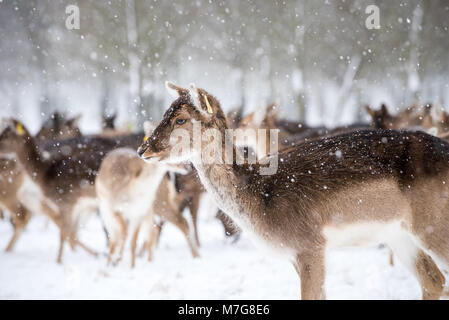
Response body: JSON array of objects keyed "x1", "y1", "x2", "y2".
[
  {"x1": 35, "y1": 111, "x2": 82, "y2": 144},
  {"x1": 137, "y1": 82, "x2": 449, "y2": 299},
  {"x1": 365, "y1": 104, "x2": 436, "y2": 132},
  {"x1": 0, "y1": 156, "x2": 32, "y2": 252},
  {"x1": 172, "y1": 168, "x2": 203, "y2": 246},
  {"x1": 102, "y1": 112, "x2": 117, "y2": 134},
  {"x1": 0, "y1": 118, "x2": 149, "y2": 263},
  {"x1": 96, "y1": 146, "x2": 199, "y2": 267},
  {"x1": 0, "y1": 113, "x2": 81, "y2": 252},
  {"x1": 141, "y1": 173, "x2": 201, "y2": 261}
]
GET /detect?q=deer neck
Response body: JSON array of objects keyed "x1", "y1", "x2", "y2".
[
  {"x1": 190, "y1": 132, "x2": 256, "y2": 229},
  {"x1": 13, "y1": 137, "x2": 47, "y2": 184}
]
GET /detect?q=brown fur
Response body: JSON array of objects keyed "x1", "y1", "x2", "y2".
[{"x1": 138, "y1": 83, "x2": 449, "y2": 299}]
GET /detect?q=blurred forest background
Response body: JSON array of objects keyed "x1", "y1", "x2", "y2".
[{"x1": 0, "y1": 0, "x2": 448, "y2": 132}]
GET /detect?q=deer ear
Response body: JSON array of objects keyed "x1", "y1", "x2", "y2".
[
  {"x1": 188, "y1": 83, "x2": 202, "y2": 111},
  {"x1": 12, "y1": 119, "x2": 26, "y2": 136},
  {"x1": 189, "y1": 83, "x2": 214, "y2": 115},
  {"x1": 67, "y1": 114, "x2": 82, "y2": 128},
  {"x1": 252, "y1": 101, "x2": 267, "y2": 126},
  {"x1": 165, "y1": 81, "x2": 188, "y2": 99},
  {"x1": 365, "y1": 105, "x2": 374, "y2": 116},
  {"x1": 266, "y1": 102, "x2": 279, "y2": 118}
]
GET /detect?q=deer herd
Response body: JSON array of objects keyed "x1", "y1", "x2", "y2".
[{"x1": 2, "y1": 82, "x2": 449, "y2": 299}]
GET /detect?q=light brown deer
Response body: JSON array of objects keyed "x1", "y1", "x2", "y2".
[
  {"x1": 0, "y1": 157, "x2": 31, "y2": 251},
  {"x1": 141, "y1": 173, "x2": 201, "y2": 261},
  {"x1": 96, "y1": 148, "x2": 199, "y2": 267},
  {"x1": 237, "y1": 103, "x2": 288, "y2": 159},
  {"x1": 137, "y1": 82, "x2": 449, "y2": 299},
  {"x1": 173, "y1": 168, "x2": 203, "y2": 246}
]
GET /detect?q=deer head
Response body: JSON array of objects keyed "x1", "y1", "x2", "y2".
[
  {"x1": 137, "y1": 82, "x2": 227, "y2": 163},
  {"x1": 102, "y1": 112, "x2": 117, "y2": 131},
  {"x1": 365, "y1": 104, "x2": 396, "y2": 129},
  {"x1": 35, "y1": 112, "x2": 82, "y2": 142},
  {"x1": 239, "y1": 103, "x2": 279, "y2": 131},
  {"x1": 0, "y1": 119, "x2": 33, "y2": 156}
]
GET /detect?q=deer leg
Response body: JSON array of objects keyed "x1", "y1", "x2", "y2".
[
  {"x1": 388, "y1": 232, "x2": 445, "y2": 300},
  {"x1": 139, "y1": 220, "x2": 161, "y2": 258},
  {"x1": 147, "y1": 222, "x2": 160, "y2": 262},
  {"x1": 57, "y1": 228, "x2": 67, "y2": 264},
  {"x1": 216, "y1": 209, "x2": 241, "y2": 240},
  {"x1": 130, "y1": 223, "x2": 141, "y2": 268},
  {"x1": 188, "y1": 195, "x2": 201, "y2": 247},
  {"x1": 389, "y1": 249, "x2": 395, "y2": 266},
  {"x1": 294, "y1": 250, "x2": 326, "y2": 300},
  {"x1": 115, "y1": 214, "x2": 127, "y2": 264},
  {"x1": 415, "y1": 251, "x2": 445, "y2": 299},
  {"x1": 107, "y1": 239, "x2": 117, "y2": 266},
  {"x1": 154, "y1": 220, "x2": 164, "y2": 247},
  {"x1": 165, "y1": 205, "x2": 200, "y2": 258},
  {"x1": 73, "y1": 239, "x2": 98, "y2": 257},
  {"x1": 5, "y1": 204, "x2": 31, "y2": 252}
]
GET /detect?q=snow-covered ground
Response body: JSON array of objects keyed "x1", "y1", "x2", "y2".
[{"x1": 0, "y1": 196, "x2": 430, "y2": 300}]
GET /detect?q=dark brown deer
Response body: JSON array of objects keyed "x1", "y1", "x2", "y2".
[
  {"x1": 35, "y1": 112, "x2": 82, "y2": 144},
  {"x1": 0, "y1": 119, "x2": 147, "y2": 262},
  {"x1": 366, "y1": 103, "x2": 436, "y2": 132},
  {"x1": 137, "y1": 82, "x2": 449, "y2": 299},
  {"x1": 0, "y1": 114, "x2": 81, "y2": 252}
]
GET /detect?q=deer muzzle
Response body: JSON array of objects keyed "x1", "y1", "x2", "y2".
[{"x1": 137, "y1": 146, "x2": 163, "y2": 161}]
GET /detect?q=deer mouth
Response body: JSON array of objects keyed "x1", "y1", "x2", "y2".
[{"x1": 137, "y1": 148, "x2": 164, "y2": 162}]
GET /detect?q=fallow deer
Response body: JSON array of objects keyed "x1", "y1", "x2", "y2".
[
  {"x1": 0, "y1": 114, "x2": 81, "y2": 252},
  {"x1": 237, "y1": 103, "x2": 289, "y2": 159},
  {"x1": 35, "y1": 112, "x2": 82, "y2": 144},
  {"x1": 0, "y1": 157, "x2": 31, "y2": 251},
  {"x1": 366, "y1": 104, "x2": 436, "y2": 133},
  {"x1": 173, "y1": 168, "x2": 203, "y2": 246},
  {"x1": 0, "y1": 119, "x2": 147, "y2": 262},
  {"x1": 137, "y1": 82, "x2": 449, "y2": 299},
  {"x1": 102, "y1": 112, "x2": 117, "y2": 134},
  {"x1": 141, "y1": 173, "x2": 201, "y2": 261},
  {"x1": 96, "y1": 147, "x2": 199, "y2": 267}
]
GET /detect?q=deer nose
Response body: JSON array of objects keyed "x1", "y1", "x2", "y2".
[{"x1": 137, "y1": 146, "x2": 147, "y2": 158}]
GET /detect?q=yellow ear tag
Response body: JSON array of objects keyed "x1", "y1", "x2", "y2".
[
  {"x1": 203, "y1": 94, "x2": 213, "y2": 114},
  {"x1": 15, "y1": 123, "x2": 25, "y2": 136},
  {"x1": 143, "y1": 135, "x2": 149, "y2": 142}
]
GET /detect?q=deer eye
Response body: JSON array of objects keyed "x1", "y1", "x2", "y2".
[{"x1": 176, "y1": 119, "x2": 186, "y2": 125}]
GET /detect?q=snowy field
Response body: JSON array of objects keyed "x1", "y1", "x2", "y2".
[{"x1": 0, "y1": 195, "x2": 433, "y2": 300}]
